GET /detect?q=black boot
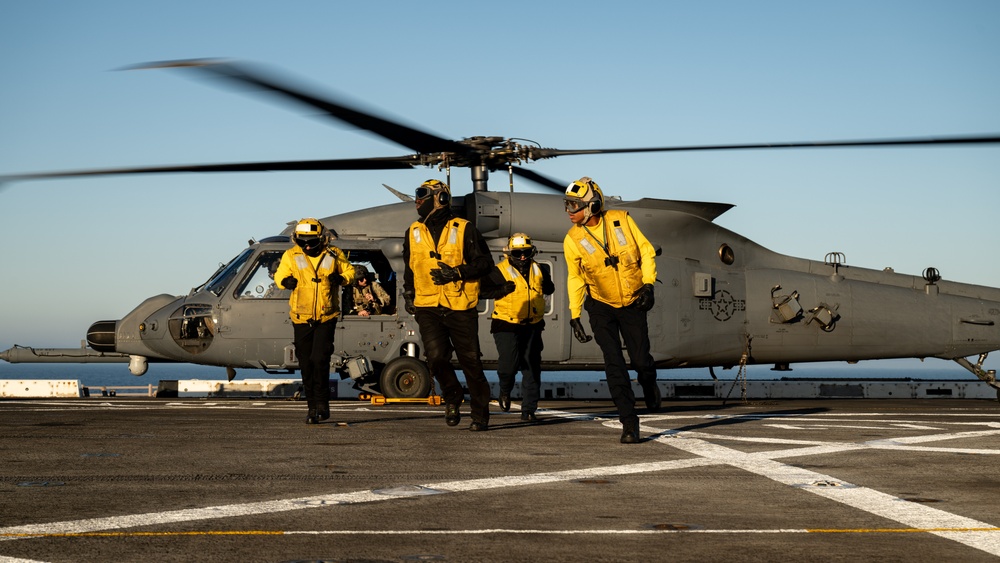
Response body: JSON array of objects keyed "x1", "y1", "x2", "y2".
[
  {"x1": 318, "y1": 401, "x2": 330, "y2": 421},
  {"x1": 644, "y1": 384, "x2": 662, "y2": 412},
  {"x1": 445, "y1": 403, "x2": 461, "y2": 426},
  {"x1": 620, "y1": 417, "x2": 640, "y2": 444},
  {"x1": 498, "y1": 392, "x2": 511, "y2": 412}
]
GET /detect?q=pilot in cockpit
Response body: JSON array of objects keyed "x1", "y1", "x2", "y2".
[{"x1": 350, "y1": 264, "x2": 391, "y2": 316}]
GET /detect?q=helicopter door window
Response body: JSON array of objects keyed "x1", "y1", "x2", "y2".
[
  {"x1": 341, "y1": 250, "x2": 396, "y2": 316},
  {"x1": 346, "y1": 261, "x2": 396, "y2": 316},
  {"x1": 236, "y1": 250, "x2": 290, "y2": 300}
]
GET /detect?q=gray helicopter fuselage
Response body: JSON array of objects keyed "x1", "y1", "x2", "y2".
[{"x1": 82, "y1": 191, "x2": 999, "y2": 389}]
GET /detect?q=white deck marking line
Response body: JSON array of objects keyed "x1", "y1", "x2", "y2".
[
  {"x1": 0, "y1": 555, "x2": 49, "y2": 563},
  {"x1": 766, "y1": 423, "x2": 928, "y2": 430},
  {"x1": 647, "y1": 426, "x2": 1000, "y2": 556},
  {"x1": 861, "y1": 444, "x2": 1000, "y2": 454},
  {"x1": 670, "y1": 433, "x2": 848, "y2": 446},
  {"x1": 675, "y1": 429, "x2": 1000, "y2": 456},
  {"x1": 870, "y1": 429, "x2": 1000, "y2": 444},
  {"x1": 0, "y1": 458, "x2": 717, "y2": 541}
]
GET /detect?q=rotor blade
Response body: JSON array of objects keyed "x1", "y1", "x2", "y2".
[
  {"x1": 131, "y1": 59, "x2": 472, "y2": 156},
  {"x1": 510, "y1": 166, "x2": 568, "y2": 192},
  {"x1": 1, "y1": 156, "x2": 419, "y2": 182},
  {"x1": 382, "y1": 183, "x2": 414, "y2": 202},
  {"x1": 529, "y1": 134, "x2": 1000, "y2": 159}
]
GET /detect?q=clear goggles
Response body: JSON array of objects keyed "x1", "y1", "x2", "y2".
[{"x1": 564, "y1": 199, "x2": 587, "y2": 213}]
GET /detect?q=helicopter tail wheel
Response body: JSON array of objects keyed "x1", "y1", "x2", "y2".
[{"x1": 379, "y1": 357, "x2": 432, "y2": 399}]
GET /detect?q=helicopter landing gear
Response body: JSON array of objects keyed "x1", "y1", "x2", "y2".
[
  {"x1": 952, "y1": 353, "x2": 999, "y2": 402},
  {"x1": 379, "y1": 356, "x2": 432, "y2": 399}
]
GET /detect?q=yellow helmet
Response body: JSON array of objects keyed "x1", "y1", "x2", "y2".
[
  {"x1": 293, "y1": 217, "x2": 324, "y2": 238},
  {"x1": 505, "y1": 232, "x2": 534, "y2": 251},
  {"x1": 293, "y1": 217, "x2": 326, "y2": 252},
  {"x1": 505, "y1": 232, "x2": 536, "y2": 260},
  {"x1": 564, "y1": 177, "x2": 604, "y2": 219}
]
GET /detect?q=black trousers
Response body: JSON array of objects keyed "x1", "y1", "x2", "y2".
[
  {"x1": 584, "y1": 298, "x2": 657, "y2": 424},
  {"x1": 415, "y1": 307, "x2": 491, "y2": 424},
  {"x1": 494, "y1": 326, "x2": 543, "y2": 414},
  {"x1": 293, "y1": 319, "x2": 338, "y2": 409}
]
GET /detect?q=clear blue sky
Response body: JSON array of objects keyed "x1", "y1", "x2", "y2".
[{"x1": 2, "y1": 1, "x2": 998, "y2": 375}]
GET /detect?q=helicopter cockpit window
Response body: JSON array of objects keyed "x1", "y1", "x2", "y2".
[
  {"x1": 205, "y1": 248, "x2": 254, "y2": 297},
  {"x1": 236, "y1": 250, "x2": 291, "y2": 300}
]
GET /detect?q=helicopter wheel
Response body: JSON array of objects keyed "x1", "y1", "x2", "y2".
[{"x1": 379, "y1": 357, "x2": 432, "y2": 399}]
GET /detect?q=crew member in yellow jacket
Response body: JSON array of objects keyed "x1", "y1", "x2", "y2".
[
  {"x1": 275, "y1": 218, "x2": 355, "y2": 424},
  {"x1": 562, "y1": 177, "x2": 659, "y2": 444},
  {"x1": 480, "y1": 232, "x2": 554, "y2": 423},
  {"x1": 402, "y1": 180, "x2": 495, "y2": 431}
]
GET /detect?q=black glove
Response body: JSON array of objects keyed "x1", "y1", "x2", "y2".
[
  {"x1": 281, "y1": 276, "x2": 298, "y2": 290},
  {"x1": 329, "y1": 272, "x2": 345, "y2": 286},
  {"x1": 500, "y1": 280, "x2": 516, "y2": 297},
  {"x1": 430, "y1": 261, "x2": 462, "y2": 285},
  {"x1": 403, "y1": 291, "x2": 416, "y2": 315},
  {"x1": 570, "y1": 317, "x2": 592, "y2": 343},
  {"x1": 633, "y1": 283, "x2": 655, "y2": 312}
]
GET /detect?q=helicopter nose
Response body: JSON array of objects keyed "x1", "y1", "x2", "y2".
[{"x1": 87, "y1": 320, "x2": 118, "y2": 352}]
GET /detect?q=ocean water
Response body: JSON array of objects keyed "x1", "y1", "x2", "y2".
[{"x1": 0, "y1": 358, "x2": 987, "y2": 390}]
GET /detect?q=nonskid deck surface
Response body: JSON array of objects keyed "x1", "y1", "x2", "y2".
[{"x1": 2, "y1": 398, "x2": 1000, "y2": 562}]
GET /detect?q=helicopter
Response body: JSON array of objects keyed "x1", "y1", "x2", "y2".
[{"x1": 2, "y1": 59, "x2": 999, "y2": 399}]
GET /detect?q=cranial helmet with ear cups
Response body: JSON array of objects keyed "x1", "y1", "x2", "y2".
[
  {"x1": 292, "y1": 217, "x2": 326, "y2": 253},
  {"x1": 416, "y1": 179, "x2": 451, "y2": 206},
  {"x1": 564, "y1": 177, "x2": 604, "y2": 221}
]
